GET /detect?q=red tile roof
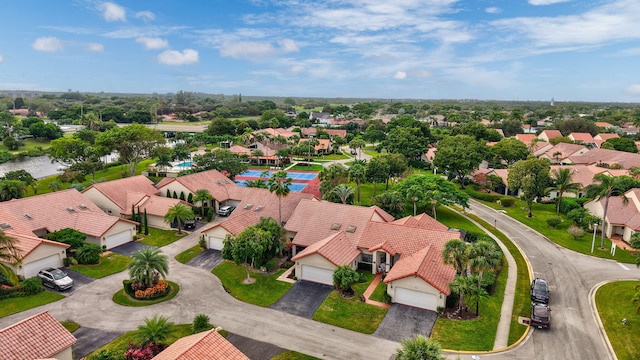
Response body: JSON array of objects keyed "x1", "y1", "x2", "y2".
[
  {"x1": 538, "y1": 130, "x2": 562, "y2": 140},
  {"x1": 156, "y1": 169, "x2": 239, "y2": 202},
  {"x1": 392, "y1": 213, "x2": 449, "y2": 232},
  {"x1": 292, "y1": 231, "x2": 361, "y2": 266},
  {"x1": 0, "y1": 311, "x2": 76, "y2": 359},
  {"x1": 515, "y1": 134, "x2": 537, "y2": 144},
  {"x1": 384, "y1": 244, "x2": 456, "y2": 295},
  {"x1": 8, "y1": 233, "x2": 69, "y2": 262},
  {"x1": 539, "y1": 142, "x2": 588, "y2": 160},
  {"x1": 359, "y1": 221, "x2": 461, "y2": 257},
  {"x1": 569, "y1": 148, "x2": 640, "y2": 169},
  {"x1": 83, "y1": 175, "x2": 159, "y2": 211},
  {"x1": 152, "y1": 329, "x2": 248, "y2": 360},
  {"x1": 123, "y1": 193, "x2": 190, "y2": 217},
  {"x1": 568, "y1": 132, "x2": 595, "y2": 143}
]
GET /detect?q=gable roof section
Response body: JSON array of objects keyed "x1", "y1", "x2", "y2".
[
  {"x1": 0, "y1": 311, "x2": 76, "y2": 359},
  {"x1": 539, "y1": 142, "x2": 587, "y2": 160},
  {"x1": 514, "y1": 134, "x2": 536, "y2": 144},
  {"x1": 83, "y1": 175, "x2": 159, "y2": 211},
  {"x1": 291, "y1": 231, "x2": 361, "y2": 266},
  {"x1": 124, "y1": 193, "x2": 190, "y2": 217},
  {"x1": 568, "y1": 132, "x2": 595, "y2": 143},
  {"x1": 383, "y1": 245, "x2": 456, "y2": 295},
  {"x1": 359, "y1": 221, "x2": 461, "y2": 257},
  {"x1": 156, "y1": 169, "x2": 239, "y2": 202},
  {"x1": 538, "y1": 130, "x2": 562, "y2": 140},
  {"x1": 593, "y1": 192, "x2": 640, "y2": 230},
  {"x1": 8, "y1": 233, "x2": 69, "y2": 262},
  {"x1": 569, "y1": 148, "x2": 640, "y2": 169},
  {"x1": 152, "y1": 329, "x2": 248, "y2": 360},
  {"x1": 392, "y1": 213, "x2": 449, "y2": 232}
]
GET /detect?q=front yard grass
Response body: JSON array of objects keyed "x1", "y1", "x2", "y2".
[
  {"x1": 112, "y1": 281, "x2": 180, "y2": 307},
  {"x1": 61, "y1": 321, "x2": 80, "y2": 333},
  {"x1": 0, "y1": 291, "x2": 65, "y2": 318},
  {"x1": 69, "y1": 252, "x2": 131, "y2": 279},
  {"x1": 595, "y1": 281, "x2": 640, "y2": 360},
  {"x1": 138, "y1": 227, "x2": 187, "y2": 247},
  {"x1": 272, "y1": 351, "x2": 321, "y2": 360},
  {"x1": 313, "y1": 291, "x2": 388, "y2": 334},
  {"x1": 175, "y1": 244, "x2": 203, "y2": 264},
  {"x1": 87, "y1": 324, "x2": 193, "y2": 357},
  {"x1": 211, "y1": 261, "x2": 293, "y2": 307},
  {"x1": 369, "y1": 279, "x2": 388, "y2": 303}
]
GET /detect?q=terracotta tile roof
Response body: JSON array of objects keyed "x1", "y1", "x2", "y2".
[
  {"x1": 531, "y1": 142, "x2": 553, "y2": 155},
  {"x1": 538, "y1": 130, "x2": 562, "y2": 140},
  {"x1": 0, "y1": 311, "x2": 76, "y2": 359},
  {"x1": 325, "y1": 129, "x2": 347, "y2": 138},
  {"x1": 0, "y1": 189, "x2": 134, "y2": 238},
  {"x1": 383, "y1": 244, "x2": 456, "y2": 295},
  {"x1": 299, "y1": 138, "x2": 331, "y2": 151},
  {"x1": 286, "y1": 200, "x2": 393, "y2": 247},
  {"x1": 152, "y1": 329, "x2": 248, "y2": 360},
  {"x1": 593, "y1": 195, "x2": 640, "y2": 229},
  {"x1": 515, "y1": 134, "x2": 537, "y2": 144},
  {"x1": 595, "y1": 122, "x2": 614, "y2": 128},
  {"x1": 392, "y1": 213, "x2": 449, "y2": 232},
  {"x1": 539, "y1": 143, "x2": 588, "y2": 160},
  {"x1": 124, "y1": 193, "x2": 190, "y2": 217},
  {"x1": 568, "y1": 132, "x2": 595, "y2": 143},
  {"x1": 569, "y1": 148, "x2": 640, "y2": 169},
  {"x1": 594, "y1": 133, "x2": 619, "y2": 141},
  {"x1": 7, "y1": 233, "x2": 69, "y2": 262},
  {"x1": 83, "y1": 175, "x2": 159, "y2": 211},
  {"x1": 359, "y1": 221, "x2": 462, "y2": 257},
  {"x1": 495, "y1": 128, "x2": 504, "y2": 137},
  {"x1": 252, "y1": 127, "x2": 297, "y2": 139},
  {"x1": 157, "y1": 169, "x2": 239, "y2": 202},
  {"x1": 292, "y1": 231, "x2": 361, "y2": 266}
]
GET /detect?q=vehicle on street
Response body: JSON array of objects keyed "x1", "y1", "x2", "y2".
[
  {"x1": 217, "y1": 205, "x2": 235, "y2": 217},
  {"x1": 184, "y1": 219, "x2": 197, "y2": 230},
  {"x1": 531, "y1": 277, "x2": 549, "y2": 304},
  {"x1": 531, "y1": 303, "x2": 551, "y2": 329},
  {"x1": 37, "y1": 268, "x2": 74, "y2": 291}
]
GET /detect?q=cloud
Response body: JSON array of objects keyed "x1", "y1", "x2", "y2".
[
  {"x1": 485, "y1": 7, "x2": 502, "y2": 14},
  {"x1": 528, "y1": 0, "x2": 570, "y2": 5},
  {"x1": 627, "y1": 84, "x2": 640, "y2": 96},
  {"x1": 136, "y1": 37, "x2": 169, "y2": 49},
  {"x1": 220, "y1": 39, "x2": 299, "y2": 60},
  {"x1": 135, "y1": 11, "x2": 155, "y2": 22},
  {"x1": 157, "y1": 49, "x2": 199, "y2": 65},
  {"x1": 87, "y1": 43, "x2": 104, "y2": 52},
  {"x1": 32, "y1": 37, "x2": 63, "y2": 52},
  {"x1": 0, "y1": 54, "x2": 3, "y2": 62},
  {"x1": 100, "y1": 2, "x2": 126, "y2": 22},
  {"x1": 394, "y1": 71, "x2": 407, "y2": 79}
]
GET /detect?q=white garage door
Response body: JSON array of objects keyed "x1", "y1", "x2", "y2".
[
  {"x1": 23, "y1": 254, "x2": 62, "y2": 278},
  {"x1": 209, "y1": 236, "x2": 224, "y2": 251},
  {"x1": 300, "y1": 265, "x2": 334, "y2": 285},
  {"x1": 105, "y1": 230, "x2": 132, "y2": 249},
  {"x1": 394, "y1": 287, "x2": 438, "y2": 310}
]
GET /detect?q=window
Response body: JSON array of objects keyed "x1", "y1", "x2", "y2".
[{"x1": 361, "y1": 254, "x2": 372, "y2": 263}]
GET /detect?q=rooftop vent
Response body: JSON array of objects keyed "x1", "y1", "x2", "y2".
[
  {"x1": 78, "y1": 204, "x2": 88, "y2": 210},
  {"x1": 244, "y1": 204, "x2": 253, "y2": 210},
  {"x1": 66, "y1": 207, "x2": 76, "y2": 212},
  {"x1": 346, "y1": 225, "x2": 357, "y2": 233},
  {"x1": 0, "y1": 222, "x2": 11, "y2": 230},
  {"x1": 255, "y1": 205, "x2": 264, "y2": 211},
  {"x1": 24, "y1": 213, "x2": 32, "y2": 219},
  {"x1": 330, "y1": 223, "x2": 342, "y2": 230},
  {"x1": 215, "y1": 181, "x2": 222, "y2": 185}
]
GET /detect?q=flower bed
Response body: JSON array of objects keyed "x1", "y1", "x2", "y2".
[{"x1": 123, "y1": 280, "x2": 171, "y2": 300}]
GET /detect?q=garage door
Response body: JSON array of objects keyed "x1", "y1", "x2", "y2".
[
  {"x1": 300, "y1": 265, "x2": 334, "y2": 285},
  {"x1": 208, "y1": 236, "x2": 224, "y2": 251},
  {"x1": 394, "y1": 287, "x2": 438, "y2": 310},
  {"x1": 105, "y1": 230, "x2": 132, "y2": 249},
  {"x1": 23, "y1": 254, "x2": 63, "y2": 278}
]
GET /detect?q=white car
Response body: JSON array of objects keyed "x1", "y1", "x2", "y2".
[
  {"x1": 37, "y1": 268, "x2": 74, "y2": 291},
  {"x1": 217, "y1": 205, "x2": 235, "y2": 217}
]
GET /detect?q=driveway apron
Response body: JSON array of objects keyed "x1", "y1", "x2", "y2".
[
  {"x1": 226, "y1": 332, "x2": 285, "y2": 360},
  {"x1": 374, "y1": 304, "x2": 438, "y2": 342},
  {"x1": 270, "y1": 281, "x2": 333, "y2": 318},
  {"x1": 186, "y1": 249, "x2": 223, "y2": 270},
  {"x1": 72, "y1": 327, "x2": 124, "y2": 359},
  {"x1": 110, "y1": 242, "x2": 157, "y2": 257}
]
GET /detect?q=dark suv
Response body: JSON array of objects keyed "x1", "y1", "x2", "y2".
[
  {"x1": 184, "y1": 219, "x2": 197, "y2": 230},
  {"x1": 531, "y1": 303, "x2": 551, "y2": 329},
  {"x1": 37, "y1": 268, "x2": 74, "y2": 291},
  {"x1": 531, "y1": 278, "x2": 549, "y2": 304}
]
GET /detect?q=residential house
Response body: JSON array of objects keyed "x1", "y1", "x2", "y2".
[
  {"x1": 0, "y1": 311, "x2": 76, "y2": 360},
  {"x1": 568, "y1": 148, "x2": 640, "y2": 169},
  {"x1": 568, "y1": 132, "x2": 596, "y2": 148},
  {"x1": 537, "y1": 143, "x2": 588, "y2": 164},
  {"x1": 584, "y1": 188, "x2": 640, "y2": 243},
  {"x1": 299, "y1": 138, "x2": 331, "y2": 154},
  {"x1": 514, "y1": 134, "x2": 537, "y2": 148},
  {"x1": 594, "y1": 133, "x2": 620, "y2": 148},
  {"x1": 152, "y1": 329, "x2": 248, "y2": 360},
  {"x1": 595, "y1": 122, "x2": 614, "y2": 130},
  {"x1": 537, "y1": 130, "x2": 563, "y2": 142},
  {"x1": 156, "y1": 169, "x2": 239, "y2": 212}
]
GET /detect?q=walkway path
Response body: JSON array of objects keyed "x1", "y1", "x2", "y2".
[{"x1": 362, "y1": 273, "x2": 391, "y2": 308}]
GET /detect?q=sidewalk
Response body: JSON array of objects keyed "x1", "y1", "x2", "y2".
[{"x1": 362, "y1": 273, "x2": 391, "y2": 309}]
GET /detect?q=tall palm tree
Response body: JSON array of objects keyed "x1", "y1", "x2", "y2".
[
  {"x1": 192, "y1": 189, "x2": 213, "y2": 218},
  {"x1": 442, "y1": 239, "x2": 469, "y2": 276},
  {"x1": 163, "y1": 203, "x2": 195, "y2": 234},
  {"x1": 396, "y1": 335, "x2": 445, "y2": 360},
  {"x1": 468, "y1": 240, "x2": 502, "y2": 288},
  {"x1": 547, "y1": 168, "x2": 581, "y2": 215},
  {"x1": 586, "y1": 174, "x2": 629, "y2": 249},
  {"x1": 449, "y1": 275, "x2": 473, "y2": 312},
  {"x1": 0, "y1": 231, "x2": 21, "y2": 285},
  {"x1": 128, "y1": 247, "x2": 169, "y2": 288},
  {"x1": 135, "y1": 315, "x2": 174, "y2": 346},
  {"x1": 349, "y1": 163, "x2": 367, "y2": 203},
  {"x1": 155, "y1": 153, "x2": 172, "y2": 172},
  {"x1": 332, "y1": 184, "x2": 355, "y2": 204},
  {"x1": 268, "y1": 170, "x2": 292, "y2": 225},
  {"x1": 467, "y1": 277, "x2": 490, "y2": 316}
]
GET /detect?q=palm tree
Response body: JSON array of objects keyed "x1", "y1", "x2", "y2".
[
  {"x1": 553, "y1": 151, "x2": 562, "y2": 163},
  {"x1": 449, "y1": 275, "x2": 473, "y2": 312},
  {"x1": 467, "y1": 277, "x2": 490, "y2": 316},
  {"x1": 349, "y1": 163, "x2": 367, "y2": 203},
  {"x1": 268, "y1": 170, "x2": 292, "y2": 225},
  {"x1": 442, "y1": 239, "x2": 469, "y2": 276},
  {"x1": 0, "y1": 231, "x2": 21, "y2": 285},
  {"x1": 163, "y1": 203, "x2": 195, "y2": 234},
  {"x1": 332, "y1": 184, "x2": 354, "y2": 204},
  {"x1": 155, "y1": 153, "x2": 172, "y2": 172},
  {"x1": 396, "y1": 335, "x2": 445, "y2": 360},
  {"x1": 547, "y1": 168, "x2": 581, "y2": 215},
  {"x1": 135, "y1": 315, "x2": 174, "y2": 346},
  {"x1": 370, "y1": 191, "x2": 405, "y2": 218},
  {"x1": 468, "y1": 240, "x2": 502, "y2": 288},
  {"x1": 406, "y1": 185, "x2": 425, "y2": 216},
  {"x1": 192, "y1": 189, "x2": 213, "y2": 218},
  {"x1": 250, "y1": 149, "x2": 264, "y2": 165},
  {"x1": 128, "y1": 247, "x2": 169, "y2": 288},
  {"x1": 586, "y1": 174, "x2": 629, "y2": 249}
]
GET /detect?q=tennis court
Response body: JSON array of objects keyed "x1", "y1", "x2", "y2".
[{"x1": 235, "y1": 169, "x2": 319, "y2": 193}]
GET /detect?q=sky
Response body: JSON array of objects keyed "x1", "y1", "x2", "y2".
[{"x1": 1, "y1": 0, "x2": 639, "y2": 102}]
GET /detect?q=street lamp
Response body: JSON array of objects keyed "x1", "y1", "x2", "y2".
[{"x1": 591, "y1": 222, "x2": 598, "y2": 253}]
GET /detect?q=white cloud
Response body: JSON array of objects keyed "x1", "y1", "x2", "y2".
[
  {"x1": 32, "y1": 37, "x2": 63, "y2": 52},
  {"x1": 394, "y1": 71, "x2": 407, "y2": 79},
  {"x1": 135, "y1": 11, "x2": 155, "y2": 22},
  {"x1": 485, "y1": 7, "x2": 502, "y2": 14},
  {"x1": 87, "y1": 43, "x2": 104, "y2": 52},
  {"x1": 528, "y1": 0, "x2": 570, "y2": 5},
  {"x1": 627, "y1": 84, "x2": 640, "y2": 96},
  {"x1": 157, "y1": 49, "x2": 199, "y2": 65},
  {"x1": 136, "y1": 37, "x2": 169, "y2": 49},
  {"x1": 0, "y1": 54, "x2": 3, "y2": 62},
  {"x1": 100, "y1": 2, "x2": 126, "y2": 22},
  {"x1": 220, "y1": 39, "x2": 299, "y2": 60},
  {"x1": 278, "y1": 39, "x2": 299, "y2": 53}
]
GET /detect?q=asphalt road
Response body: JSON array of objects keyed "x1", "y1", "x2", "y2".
[{"x1": 450, "y1": 199, "x2": 640, "y2": 360}]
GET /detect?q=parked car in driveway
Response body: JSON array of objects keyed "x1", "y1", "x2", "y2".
[
  {"x1": 184, "y1": 219, "x2": 197, "y2": 230},
  {"x1": 37, "y1": 268, "x2": 74, "y2": 291},
  {"x1": 531, "y1": 277, "x2": 549, "y2": 304},
  {"x1": 217, "y1": 205, "x2": 235, "y2": 217},
  {"x1": 531, "y1": 303, "x2": 551, "y2": 329}
]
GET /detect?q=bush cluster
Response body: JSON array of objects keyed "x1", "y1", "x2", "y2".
[
  {"x1": 466, "y1": 188, "x2": 503, "y2": 203},
  {"x1": 133, "y1": 281, "x2": 169, "y2": 300},
  {"x1": 0, "y1": 277, "x2": 44, "y2": 300}
]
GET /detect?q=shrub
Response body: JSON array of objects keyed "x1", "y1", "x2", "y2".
[
  {"x1": 265, "y1": 258, "x2": 279, "y2": 272},
  {"x1": 546, "y1": 217, "x2": 562, "y2": 228},
  {"x1": 568, "y1": 225, "x2": 586, "y2": 240},
  {"x1": 43, "y1": 228, "x2": 86, "y2": 249},
  {"x1": 63, "y1": 257, "x2": 72, "y2": 267},
  {"x1": 481, "y1": 272, "x2": 498, "y2": 293},
  {"x1": 133, "y1": 280, "x2": 170, "y2": 300},
  {"x1": 192, "y1": 314, "x2": 213, "y2": 334},
  {"x1": 559, "y1": 197, "x2": 588, "y2": 215},
  {"x1": 499, "y1": 197, "x2": 514, "y2": 207},
  {"x1": 124, "y1": 342, "x2": 164, "y2": 360},
  {"x1": 22, "y1": 277, "x2": 44, "y2": 295},
  {"x1": 198, "y1": 236, "x2": 206, "y2": 249},
  {"x1": 75, "y1": 243, "x2": 102, "y2": 264},
  {"x1": 630, "y1": 233, "x2": 640, "y2": 249},
  {"x1": 206, "y1": 207, "x2": 214, "y2": 222},
  {"x1": 465, "y1": 232, "x2": 489, "y2": 243},
  {"x1": 466, "y1": 189, "x2": 503, "y2": 203},
  {"x1": 89, "y1": 349, "x2": 125, "y2": 360}
]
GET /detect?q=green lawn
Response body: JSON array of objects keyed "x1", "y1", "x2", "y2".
[
  {"x1": 112, "y1": 281, "x2": 180, "y2": 306},
  {"x1": 596, "y1": 281, "x2": 640, "y2": 360},
  {"x1": 211, "y1": 261, "x2": 293, "y2": 307},
  {"x1": 352, "y1": 271, "x2": 375, "y2": 296},
  {"x1": 369, "y1": 280, "x2": 388, "y2": 303},
  {"x1": 175, "y1": 245, "x2": 203, "y2": 264},
  {"x1": 313, "y1": 291, "x2": 388, "y2": 334},
  {"x1": 69, "y1": 252, "x2": 131, "y2": 278},
  {"x1": 138, "y1": 227, "x2": 187, "y2": 247},
  {"x1": 61, "y1": 321, "x2": 80, "y2": 333},
  {"x1": 88, "y1": 324, "x2": 193, "y2": 358},
  {"x1": 0, "y1": 138, "x2": 51, "y2": 153},
  {"x1": 288, "y1": 164, "x2": 324, "y2": 171},
  {"x1": 272, "y1": 351, "x2": 321, "y2": 360},
  {"x1": 0, "y1": 291, "x2": 65, "y2": 318}
]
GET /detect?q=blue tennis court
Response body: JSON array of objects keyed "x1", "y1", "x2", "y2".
[
  {"x1": 238, "y1": 170, "x2": 317, "y2": 180},
  {"x1": 236, "y1": 180, "x2": 307, "y2": 192}
]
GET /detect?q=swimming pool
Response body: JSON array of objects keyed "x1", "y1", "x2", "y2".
[
  {"x1": 176, "y1": 161, "x2": 194, "y2": 167},
  {"x1": 235, "y1": 180, "x2": 307, "y2": 192},
  {"x1": 238, "y1": 170, "x2": 317, "y2": 180}
]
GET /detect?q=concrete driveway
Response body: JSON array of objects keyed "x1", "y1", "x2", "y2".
[
  {"x1": 62, "y1": 269, "x2": 94, "y2": 295},
  {"x1": 186, "y1": 249, "x2": 223, "y2": 270},
  {"x1": 72, "y1": 327, "x2": 124, "y2": 359},
  {"x1": 226, "y1": 332, "x2": 285, "y2": 360},
  {"x1": 374, "y1": 304, "x2": 438, "y2": 343},
  {"x1": 270, "y1": 281, "x2": 333, "y2": 318},
  {"x1": 110, "y1": 242, "x2": 157, "y2": 257}
]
